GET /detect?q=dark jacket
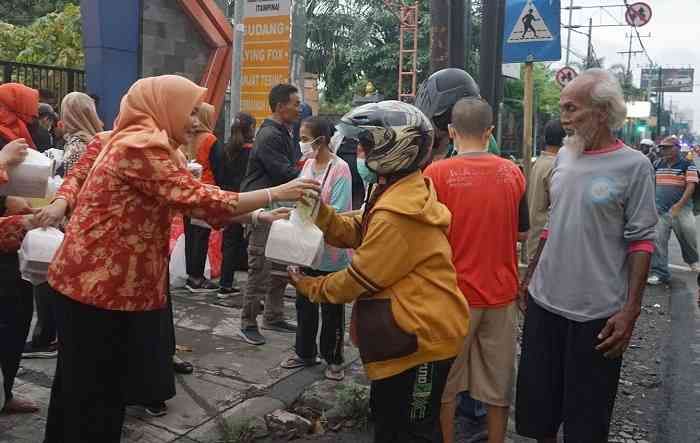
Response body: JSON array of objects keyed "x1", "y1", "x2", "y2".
[
  {"x1": 241, "y1": 118, "x2": 300, "y2": 192},
  {"x1": 210, "y1": 141, "x2": 253, "y2": 193}
]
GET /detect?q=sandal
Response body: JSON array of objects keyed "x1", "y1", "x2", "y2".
[
  {"x1": 324, "y1": 365, "x2": 345, "y2": 381},
  {"x1": 280, "y1": 355, "x2": 321, "y2": 369}
]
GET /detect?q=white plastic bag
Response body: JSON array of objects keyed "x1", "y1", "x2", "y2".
[
  {"x1": 45, "y1": 148, "x2": 64, "y2": 169},
  {"x1": 265, "y1": 210, "x2": 325, "y2": 268},
  {"x1": 168, "y1": 234, "x2": 211, "y2": 288},
  {"x1": 0, "y1": 148, "x2": 55, "y2": 198},
  {"x1": 46, "y1": 175, "x2": 64, "y2": 197},
  {"x1": 18, "y1": 227, "x2": 64, "y2": 285}
]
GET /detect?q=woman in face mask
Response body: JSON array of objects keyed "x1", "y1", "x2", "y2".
[{"x1": 280, "y1": 116, "x2": 352, "y2": 381}]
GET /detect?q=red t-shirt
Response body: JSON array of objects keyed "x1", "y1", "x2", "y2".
[{"x1": 424, "y1": 153, "x2": 526, "y2": 308}]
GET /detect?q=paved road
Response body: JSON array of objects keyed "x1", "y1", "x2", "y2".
[{"x1": 657, "y1": 238, "x2": 700, "y2": 443}]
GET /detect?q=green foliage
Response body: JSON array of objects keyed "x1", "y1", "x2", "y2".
[
  {"x1": 503, "y1": 63, "x2": 561, "y2": 116},
  {"x1": 0, "y1": 3, "x2": 83, "y2": 68},
  {"x1": 0, "y1": 0, "x2": 77, "y2": 26},
  {"x1": 218, "y1": 418, "x2": 256, "y2": 443},
  {"x1": 335, "y1": 382, "x2": 371, "y2": 428}
]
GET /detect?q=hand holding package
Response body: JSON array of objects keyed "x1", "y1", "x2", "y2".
[{"x1": 0, "y1": 148, "x2": 55, "y2": 198}]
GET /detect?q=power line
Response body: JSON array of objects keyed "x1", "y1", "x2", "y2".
[{"x1": 622, "y1": 0, "x2": 654, "y2": 65}]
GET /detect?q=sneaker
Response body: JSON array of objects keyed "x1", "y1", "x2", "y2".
[
  {"x1": 185, "y1": 278, "x2": 220, "y2": 294},
  {"x1": 690, "y1": 263, "x2": 700, "y2": 272},
  {"x1": 22, "y1": 342, "x2": 58, "y2": 359},
  {"x1": 647, "y1": 274, "x2": 662, "y2": 286},
  {"x1": 217, "y1": 286, "x2": 242, "y2": 299},
  {"x1": 238, "y1": 327, "x2": 266, "y2": 345},
  {"x1": 144, "y1": 402, "x2": 168, "y2": 417},
  {"x1": 261, "y1": 320, "x2": 297, "y2": 333}
]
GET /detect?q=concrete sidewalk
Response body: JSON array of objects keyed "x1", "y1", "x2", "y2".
[{"x1": 1, "y1": 279, "x2": 358, "y2": 442}]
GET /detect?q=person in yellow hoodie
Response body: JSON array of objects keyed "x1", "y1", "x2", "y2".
[{"x1": 289, "y1": 101, "x2": 470, "y2": 443}]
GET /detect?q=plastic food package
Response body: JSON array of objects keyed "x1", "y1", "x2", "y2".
[
  {"x1": 45, "y1": 175, "x2": 64, "y2": 197},
  {"x1": 18, "y1": 227, "x2": 64, "y2": 285},
  {"x1": 45, "y1": 148, "x2": 64, "y2": 169},
  {"x1": 0, "y1": 148, "x2": 55, "y2": 198},
  {"x1": 265, "y1": 210, "x2": 325, "y2": 268},
  {"x1": 265, "y1": 165, "x2": 330, "y2": 268}
]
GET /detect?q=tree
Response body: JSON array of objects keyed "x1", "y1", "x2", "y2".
[
  {"x1": 0, "y1": 3, "x2": 83, "y2": 68},
  {"x1": 0, "y1": 0, "x2": 77, "y2": 26}
]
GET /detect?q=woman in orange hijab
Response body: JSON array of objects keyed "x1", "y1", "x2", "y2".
[
  {"x1": 0, "y1": 83, "x2": 38, "y2": 148},
  {"x1": 183, "y1": 102, "x2": 220, "y2": 292},
  {"x1": 0, "y1": 83, "x2": 40, "y2": 414},
  {"x1": 42, "y1": 75, "x2": 318, "y2": 443}
]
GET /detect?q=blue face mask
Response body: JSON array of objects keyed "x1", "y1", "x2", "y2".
[{"x1": 356, "y1": 158, "x2": 377, "y2": 185}]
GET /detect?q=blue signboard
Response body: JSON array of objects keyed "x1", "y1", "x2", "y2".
[{"x1": 503, "y1": 0, "x2": 561, "y2": 63}]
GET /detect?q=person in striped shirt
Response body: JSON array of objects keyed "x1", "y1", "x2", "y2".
[{"x1": 648, "y1": 136, "x2": 700, "y2": 285}]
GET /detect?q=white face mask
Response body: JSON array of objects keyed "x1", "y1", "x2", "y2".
[{"x1": 300, "y1": 137, "x2": 321, "y2": 158}]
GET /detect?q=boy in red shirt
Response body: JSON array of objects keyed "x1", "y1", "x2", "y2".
[{"x1": 424, "y1": 98, "x2": 529, "y2": 443}]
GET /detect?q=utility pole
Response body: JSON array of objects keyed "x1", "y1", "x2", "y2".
[
  {"x1": 230, "y1": 0, "x2": 245, "y2": 118},
  {"x1": 464, "y1": 0, "x2": 472, "y2": 69},
  {"x1": 430, "y1": 0, "x2": 449, "y2": 72},
  {"x1": 448, "y1": 0, "x2": 465, "y2": 68},
  {"x1": 479, "y1": 0, "x2": 505, "y2": 115},
  {"x1": 585, "y1": 17, "x2": 593, "y2": 68},
  {"x1": 522, "y1": 62, "x2": 534, "y2": 179},
  {"x1": 565, "y1": 0, "x2": 574, "y2": 66}
]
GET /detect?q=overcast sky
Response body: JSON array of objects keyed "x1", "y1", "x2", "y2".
[{"x1": 546, "y1": 0, "x2": 699, "y2": 131}]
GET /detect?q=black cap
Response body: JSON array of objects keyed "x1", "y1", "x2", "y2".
[{"x1": 38, "y1": 103, "x2": 58, "y2": 121}]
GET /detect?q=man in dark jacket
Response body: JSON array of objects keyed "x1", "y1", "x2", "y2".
[{"x1": 239, "y1": 84, "x2": 301, "y2": 345}]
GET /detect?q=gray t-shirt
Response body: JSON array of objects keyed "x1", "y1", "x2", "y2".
[{"x1": 530, "y1": 143, "x2": 658, "y2": 322}]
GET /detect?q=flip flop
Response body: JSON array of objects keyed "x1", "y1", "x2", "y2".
[{"x1": 280, "y1": 355, "x2": 320, "y2": 369}]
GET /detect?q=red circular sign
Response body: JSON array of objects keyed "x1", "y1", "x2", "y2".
[
  {"x1": 556, "y1": 67, "x2": 578, "y2": 88},
  {"x1": 625, "y1": 2, "x2": 652, "y2": 27}
]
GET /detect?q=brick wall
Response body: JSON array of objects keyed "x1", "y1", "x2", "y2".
[{"x1": 140, "y1": 0, "x2": 210, "y2": 81}]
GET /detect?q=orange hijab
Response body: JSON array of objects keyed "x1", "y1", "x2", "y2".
[
  {"x1": 184, "y1": 102, "x2": 216, "y2": 159},
  {"x1": 0, "y1": 83, "x2": 39, "y2": 147},
  {"x1": 107, "y1": 75, "x2": 206, "y2": 156}
]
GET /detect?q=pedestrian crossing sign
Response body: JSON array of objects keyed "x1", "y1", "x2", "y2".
[
  {"x1": 507, "y1": 1, "x2": 554, "y2": 43},
  {"x1": 503, "y1": 0, "x2": 561, "y2": 63}
]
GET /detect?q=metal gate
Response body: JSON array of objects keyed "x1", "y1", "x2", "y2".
[{"x1": 0, "y1": 60, "x2": 87, "y2": 107}]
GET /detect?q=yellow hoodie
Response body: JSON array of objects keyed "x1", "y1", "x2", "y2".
[{"x1": 296, "y1": 170, "x2": 470, "y2": 380}]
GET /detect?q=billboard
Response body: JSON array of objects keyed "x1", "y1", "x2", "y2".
[
  {"x1": 640, "y1": 68, "x2": 694, "y2": 93},
  {"x1": 241, "y1": 0, "x2": 292, "y2": 121}
]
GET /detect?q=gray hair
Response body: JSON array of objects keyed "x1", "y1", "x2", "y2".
[{"x1": 579, "y1": 68, "x2": 628, "y2": 130}]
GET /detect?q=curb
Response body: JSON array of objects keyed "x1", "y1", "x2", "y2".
[{"x1": 182, "y1": 353, "x2": 361, "y2": 442}]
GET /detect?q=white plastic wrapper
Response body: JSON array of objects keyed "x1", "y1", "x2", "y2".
[
  {"x1": 265, "y1": 209, "x2": 324, "y2": 268},
  {"x1": 45, "y1": 175, "x2": 64, "y2": 197},
  {"x1": 169, "y1": 234, "x2": 211, "y2": 288},
  {"x1": 18, "y1": 227, "x2": 64, "y2": 285},
  {"x1": 0, "y1": 149, "x2": 55, "y2": 198}
]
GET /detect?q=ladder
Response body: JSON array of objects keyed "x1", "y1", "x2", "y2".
[{"x1": 385, "y1": 1, "x2": 420, "y2": 103}]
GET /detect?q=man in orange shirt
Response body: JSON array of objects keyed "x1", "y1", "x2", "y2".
[{"x1": 424, "y1": 98, "x2": 529, "y2": 443}]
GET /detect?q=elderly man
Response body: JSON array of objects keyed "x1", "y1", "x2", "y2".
[
  {"x1": 647, "y1": 136, "x2": 700, "y2": 285},
  {"x1": 516, "y1": 69, "x2": 658, "y2": 442}
]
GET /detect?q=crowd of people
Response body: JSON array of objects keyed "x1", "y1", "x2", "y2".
[{"x1": 0, "y1": 65, "x2": 672, "y2": 443}]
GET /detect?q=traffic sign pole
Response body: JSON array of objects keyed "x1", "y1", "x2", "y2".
[{"x1": 522, "y1": 62, "x2": 534, "y2": 180}]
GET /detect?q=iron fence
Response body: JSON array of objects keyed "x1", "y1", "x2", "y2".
[{"x1": 0, "y1": 60, "x2": 86, "y2": 107}]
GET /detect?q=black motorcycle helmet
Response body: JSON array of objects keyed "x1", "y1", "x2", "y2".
[
  {"x1": 415, "y1": 68, "x2": 480, "y2": 131},
  {"x1": 337, "y1": 100, "x2": 434, "y2": 176}
]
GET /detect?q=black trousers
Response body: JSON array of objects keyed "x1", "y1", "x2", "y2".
[
  {"x1": 184, "y1": 217, "x2": 211, "y2": 279},
  {"x1": 515, "y1": 297, "x2": 623, "y2": 443},
  {"x1": 0, "y1": 288, "x2": 33, "y2": 403},
  {"x1": 294, "y1": 269, "x2": 344, "y2": 365},
  {"x1": 31, "y1": 283, "x2": 57, "y2": 347},
  {"x1": 371, "y1": 358, "x2": 454, "y2": 443},
  {"x1": 45, "y1": 290, "x2": 174, "y2": 443},
  {"x1": 220, "y1": 222, "x2": 248, "y2": 288}
]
